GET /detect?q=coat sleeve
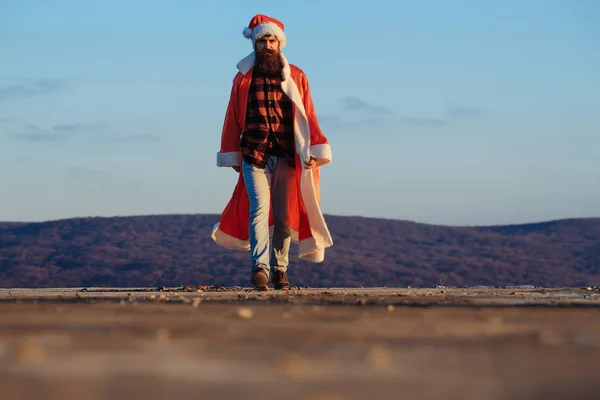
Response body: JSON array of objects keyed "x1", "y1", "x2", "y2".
[
  {"x1": 300, "y1": 72, "x2": 332, "y2": 165},
  {"x1": 216, "y1": 74, "x2": 243, "y2": 167}
]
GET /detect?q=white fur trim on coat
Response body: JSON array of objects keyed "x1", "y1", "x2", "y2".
[
  {"x1": 299, "y1": 239, "x2": 325, "y2": 263},
  {"x1": 217, "y1": 151, "x2": 241, "y2": 167},
  {"x1": 310, "y1": 144, "x2": 332, "y2": 164},
  {"x1": 211, "y1": 223, "x2": 250, "y2": 251}
]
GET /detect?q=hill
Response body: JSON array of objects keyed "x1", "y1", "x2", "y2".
[{"x1": 1, "y1": 214, "x2": 599, "y2": 288}]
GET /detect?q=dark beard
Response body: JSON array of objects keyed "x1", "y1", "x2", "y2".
[{"x1": 254, "y1": 50, "x2": 284, "y2": 76}]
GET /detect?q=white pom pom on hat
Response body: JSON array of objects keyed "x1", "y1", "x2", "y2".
[{"x1": 242, "y1": 14, "x2": 287, "y2": 48}]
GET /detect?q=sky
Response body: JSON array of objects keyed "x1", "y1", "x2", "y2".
[{"x1": 1, "y1": 0, "x2": 599, "y2": 226}]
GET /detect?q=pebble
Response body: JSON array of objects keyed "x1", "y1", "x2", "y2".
[
  {"x1": 14, "y1": 340, "x2": 46, "y2": 365},
  {"x1": 237, "y1": 307, "x2": 254, "y2": 319},
  {"x1": 280, "y1": 353, "x2": 306, "y2": 378},
  {"x1": 365, "y1": 345, "x2": 391, "y2": 369},
  {"x1": 155, "y1": 328, "x2": 170, "y2": 342}
]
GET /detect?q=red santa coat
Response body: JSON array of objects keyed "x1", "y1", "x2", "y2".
[{"x1": 211, "y1": 52, "x2": 333, "y2": 262}]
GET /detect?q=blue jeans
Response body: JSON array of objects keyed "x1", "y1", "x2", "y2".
[{"x1": 242, "y1": 157, "x2": 293, "y2": 277}]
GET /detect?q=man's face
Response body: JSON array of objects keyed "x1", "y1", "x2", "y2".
[
  {"x1": 254, "y1": 34, "x2": 283, "y2": 75},
  {"x1": 255, "y1": 35, "x2": 280, "y2": 53}
]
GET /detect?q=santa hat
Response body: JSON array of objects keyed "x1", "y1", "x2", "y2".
[{"x1": 242, "y1": 14, "x2": 287, "y2": 48}]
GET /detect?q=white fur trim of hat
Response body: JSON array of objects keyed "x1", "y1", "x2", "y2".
[{"x1": 242, "y1": 21, "x2": 287, "y2": 48}]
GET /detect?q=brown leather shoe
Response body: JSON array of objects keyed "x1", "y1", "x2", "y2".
[
  {"x1": 271, "y1": 269, "x2": 290, "y2": 290},
  {"x1": 251, "y1": 269, "x2": 269, "y2": 291}
]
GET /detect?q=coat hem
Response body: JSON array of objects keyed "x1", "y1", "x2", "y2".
[
  {"x1": 211, "y1": 223, "x2": 249, "y2": 251},
  {"x1": 211, "y1": 223, "x2": 329, "y2": 263}
]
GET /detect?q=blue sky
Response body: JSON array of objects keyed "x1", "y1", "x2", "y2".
[{"x1": 1, "y1": 0, "x2": 599, "y2": 226}]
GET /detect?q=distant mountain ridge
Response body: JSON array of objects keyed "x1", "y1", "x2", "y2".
[{"x1": 1, "y1": 214, "x2": 599, "y2": 288}]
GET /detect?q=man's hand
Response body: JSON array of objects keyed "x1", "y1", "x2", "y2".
[
  {"x1": 232, "y1": 166, "x2": 240, "y2": 173},
  {"x1": 304, "y1": 157, "x2": 327, "y2": 169}
]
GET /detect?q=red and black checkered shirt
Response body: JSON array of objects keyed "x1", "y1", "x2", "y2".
[{"x1": 241, "y1": 71, "x2": 295, "y2": 169}]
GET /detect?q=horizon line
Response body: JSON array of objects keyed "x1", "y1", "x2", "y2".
[{"x1": 1, "y1": 212, "x2": 599, "y2": 229}]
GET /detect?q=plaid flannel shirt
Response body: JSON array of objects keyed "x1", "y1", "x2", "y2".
[{"x1": 241, "y1": 71, "x2": 295, "y2": 169}]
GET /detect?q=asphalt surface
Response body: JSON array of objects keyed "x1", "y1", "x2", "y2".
[{"x1": 1, "y1": 287, "x2": 599, "y2": 400}]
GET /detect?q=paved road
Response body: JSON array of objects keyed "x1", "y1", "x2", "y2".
[{"x1": 1, "y1": 287, "x2": 599, "y2": 399}]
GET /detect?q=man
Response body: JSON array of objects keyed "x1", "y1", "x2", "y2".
[{"x1": 211, "y1": 14, "x2": 333, "y2": 291}]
